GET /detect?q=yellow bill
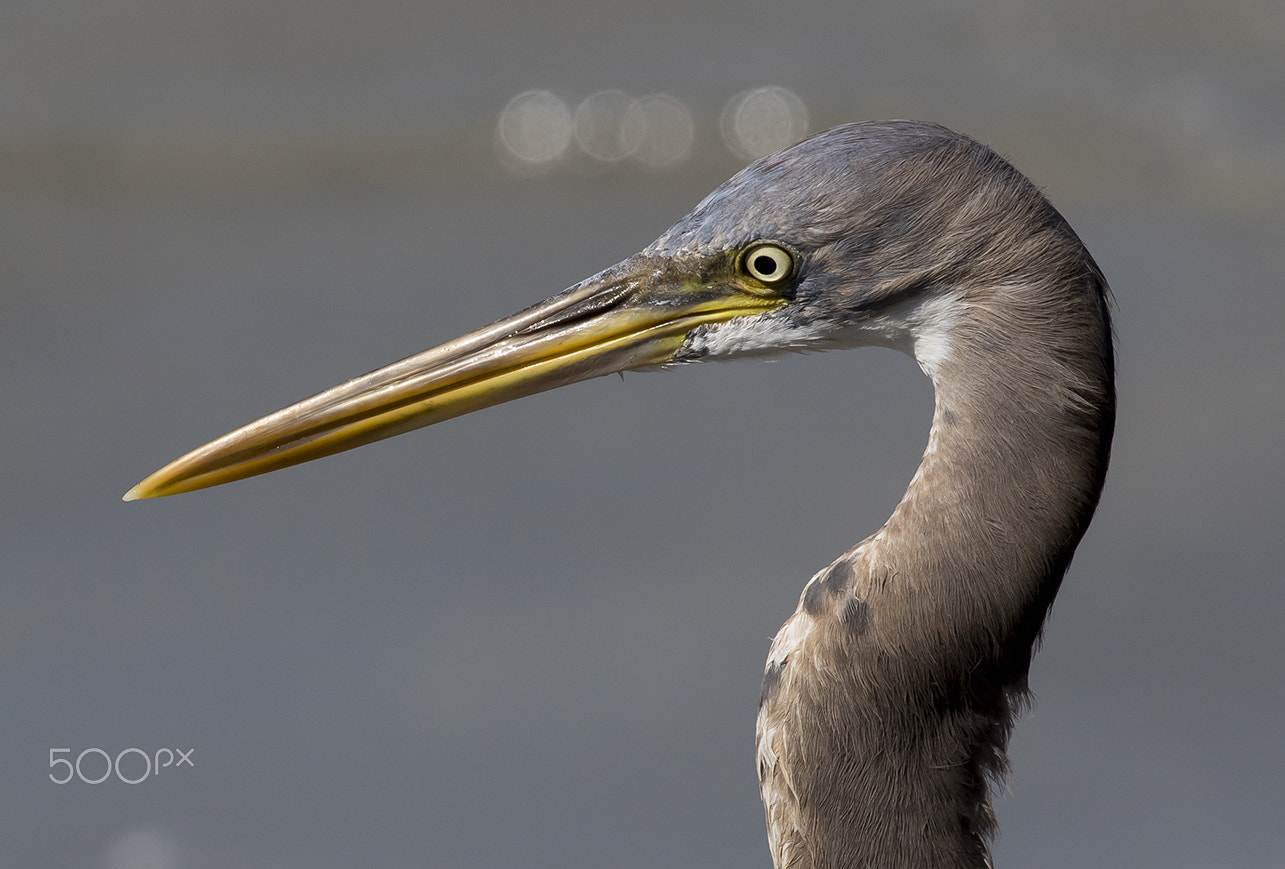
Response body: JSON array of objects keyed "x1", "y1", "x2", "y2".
[{"x1": 124, "y1": 252, "x2": 787, "y2": 500}]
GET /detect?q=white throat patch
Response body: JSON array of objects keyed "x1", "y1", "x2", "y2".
[
  {"x1": 682, "y1": 313, "x2": 829, "y2": 359},
  {"x1": 680, "y1": 291, "x2": 965, "y2": 380},
  {"x1": 850, "y1": 291, "x2": 965, "y2": 380}
]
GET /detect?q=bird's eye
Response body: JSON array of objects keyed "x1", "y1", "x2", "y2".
[{"x1": 740, "y1": 243, "x2": 795, "y2": 288}]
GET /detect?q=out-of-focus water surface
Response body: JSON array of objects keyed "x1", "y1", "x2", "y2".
[{"x1": 4, "y1": 2, "x2": 1283, "y2": 867}]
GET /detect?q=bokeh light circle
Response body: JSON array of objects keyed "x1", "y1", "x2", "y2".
[
  {"x1": 720, "y1": 86, "x2": 810, "y2": 160},
  {"x1": 622, "y1": 93, "x2": 695, "y2": 169},
  {"x1": 496, "y1": 90, "x2": 573, "y2": 172},
  {"x1": 574, "y1": 90, "x2": 641, "y2": 163}
]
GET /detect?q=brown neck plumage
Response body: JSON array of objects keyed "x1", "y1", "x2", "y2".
[{"x1": 757, "y1": 264, "x2": 1114, "y2": 869}]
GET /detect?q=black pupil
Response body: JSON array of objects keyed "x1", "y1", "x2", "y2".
[{"x1": 753, "y1": 254, "x2": 779, "y2": 277}]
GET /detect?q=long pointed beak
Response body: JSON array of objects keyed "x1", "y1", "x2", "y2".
[{"x1": 124, "y1": 255, "x2": 784, "y2": 500}]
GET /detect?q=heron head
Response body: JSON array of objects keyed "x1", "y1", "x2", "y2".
[{"x1": 125, "y1": 121, "x2": 1062, "y2": 500}]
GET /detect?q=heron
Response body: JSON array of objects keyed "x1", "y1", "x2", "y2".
[{"x1": 126, "y1": 121, "x2": 1115, "y2": 868}]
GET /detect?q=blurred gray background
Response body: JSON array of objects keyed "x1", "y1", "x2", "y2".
[{"x1": 4, "y1": 2, "x2": 1283, "y2": 867}]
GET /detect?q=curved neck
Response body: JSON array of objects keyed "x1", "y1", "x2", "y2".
[
  {"x1": 877, "y1": 315, "x2": 1114, "y2": 626},
  {"x1": 757, "y1": 283, "x2": 1114, "y2": 869}
]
